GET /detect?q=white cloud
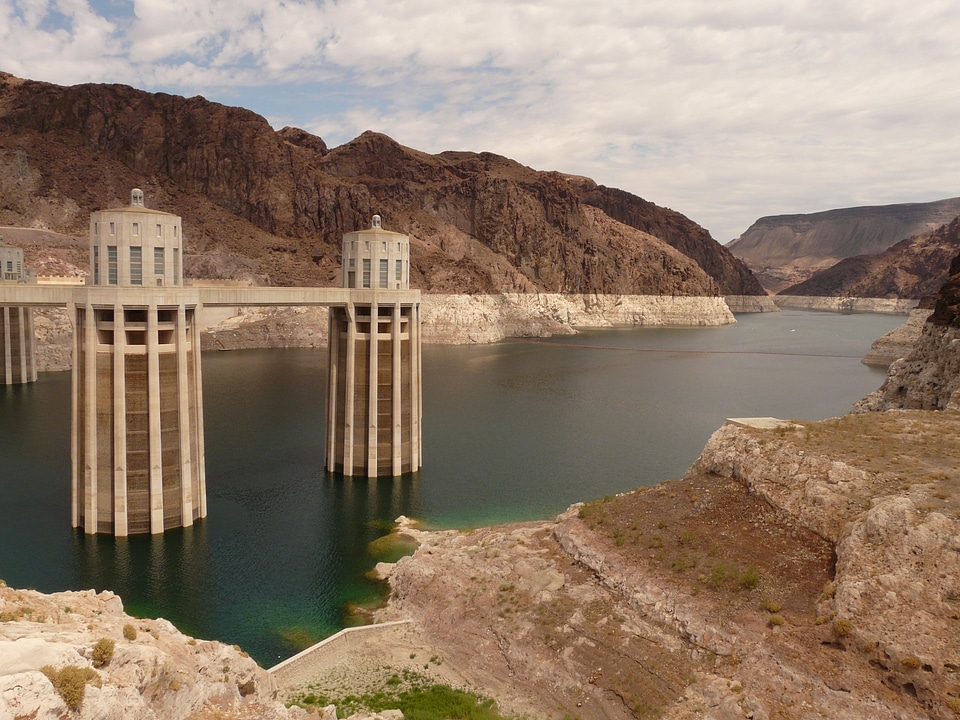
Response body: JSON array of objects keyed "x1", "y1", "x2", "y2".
[{"x1": 1, "y1": 0, "x2": 959, "y2": 240}]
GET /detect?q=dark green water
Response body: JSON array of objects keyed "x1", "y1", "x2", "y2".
[{"x1": 0, "y1": 310, "x2": 899, "y2": 665}]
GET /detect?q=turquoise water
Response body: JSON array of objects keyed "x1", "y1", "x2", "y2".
[{"x1": 0, "y1": 310, "x2": 899, "y2": 665}]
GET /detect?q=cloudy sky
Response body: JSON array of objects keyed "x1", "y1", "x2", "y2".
[{"x1": 1, "y1": 0, "x2": 958, "y2": 241}]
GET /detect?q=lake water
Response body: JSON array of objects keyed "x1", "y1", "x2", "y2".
[{"x1": 0, "y1": 309, "x2": 900, "y2": 665}]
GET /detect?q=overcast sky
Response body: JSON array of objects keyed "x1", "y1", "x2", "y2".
[{"x1": 1, "y1": 0, "x2": 958, "y2": 241}]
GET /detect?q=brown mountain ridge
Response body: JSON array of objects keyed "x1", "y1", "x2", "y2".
[
  {"x1": 729, "y1": 198, "x2": 960, "y2": 293},
  {"x1": 0, "y1": 72, "x2": 762, "y2": 298},
  {"x1": 781, "y1": 215, "x2": 960, "y2": 299}
]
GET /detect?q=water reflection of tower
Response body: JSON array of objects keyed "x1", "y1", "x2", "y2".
[
  {"x1": 0, "y1": 237, "x2": 36, "y2": 385},
  {"x1": 72, "y1": 190, "x2": 205, "y2": 536},
  {"x1": 326, "y1": 215, "x2": 422, "y2": 477}
]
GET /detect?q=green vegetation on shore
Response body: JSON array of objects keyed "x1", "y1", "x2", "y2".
[{"x1": 289, "y1": 668, "x2": 518, "y2": 720}]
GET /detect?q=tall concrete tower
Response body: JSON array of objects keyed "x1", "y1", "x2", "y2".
[
  {"x1": 326, "y1": 216, "x2": 422, "y2": 477},
  {"x1": 72, "y1": 189, "x2": 205, "y2": 535},
  {"x1": 0, "y1": 238, "x2": 36, "y2": 385}
]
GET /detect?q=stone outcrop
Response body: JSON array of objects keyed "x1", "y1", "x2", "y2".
[
  {"x1": 856, "y1": 248, "x2": 960, "y2": 411},
  {"x1": 33, "y1": 307, "x2": 73, "y2": 372},
  {"x1": 370, "y1": 411, "x2": 958, "y2": 720},
  {"x1": 0, "y1": 72, "x2": 762, "y2": 300},
  {"x1": 722, "y1": 294, "x2": 779, "y2": 313},
  {"x1": 728, "y1": 198, "x2": 960, "y2": 292},
  {"x1": 0, "y1": 583, "x2": 305, "y2": 720},
  {"x1": 690, "y1": 417, "x2": 960, "y2": 720},
  {"x1": 419, "y1": 293, "x2": 734, "y2": 344},
  {"x1": 200, "y1": 306, "x2": 330, "y2": 351},
  {"x1": 861, "y1": 306, "x2": 932, "y2": 367}
]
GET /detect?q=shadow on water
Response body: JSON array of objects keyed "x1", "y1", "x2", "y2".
[{"x1": 71, "y1": 524, "x2": 210, "y2": 638}]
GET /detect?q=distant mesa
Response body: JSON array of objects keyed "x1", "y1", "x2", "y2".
[
  {"x1": 728, "y1": 198, "x2": 960, "y2": 294},
  {"x1": 779, "y1": 214, "x2": 960, "y2": 300}
]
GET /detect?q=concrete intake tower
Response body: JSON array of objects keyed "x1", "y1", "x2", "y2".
[
  {"x1": 72, "y1": 190, "x2": 205, "y2": 535},
  {"x1": 326, "y1": 216, "x2": 422, "y2": 476}
]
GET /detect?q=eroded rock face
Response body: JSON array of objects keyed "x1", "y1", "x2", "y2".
[
  {"x1": 729, "y1": 199, "x2": 960, "y2": 294},
  {"x1": 0, "y1": 584, "x2": 304, "y2": 720},
  {"x1": 693, "y1": 420, "x2": 960, "y2": 719},
  {"x1": 861, "y1": 307, "x2": 931, "y2": 367},
  {"x1": 779, "y1": 215, "x2": 960, "y2": 299},
  {"x1": 856, "y1": 249, "x2": 960, "y2": 411},
  {"x1": 0, "y1": 72, "x2": 759, "y2": 298}
]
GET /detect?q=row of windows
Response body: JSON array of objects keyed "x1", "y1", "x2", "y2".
[
  {"x1": 93, "y1": 246, "x2": 178, "y2": 286},
  {"x1": 94, "y1": 222, "x2": 179, "y2": 239},
  {"x1": 353, "y1": 240, "x2": 404, "y2": 252},
  {"x1": 350, "y1": 258, "x2": 404, "y2": 289}
]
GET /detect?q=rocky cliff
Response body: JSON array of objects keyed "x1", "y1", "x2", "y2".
[
  {"x1": 365, "y1": 412, "x2": 960, "y2": 720},
  {"x1": 728, "y1": 198, "x2": 960, "y2": 292},
  {"x1": 856, "y1": 246, "x2": 960, "y2": 411},
  {"x1": 0, "y1": 583, "x2": 304, "y2": 720},
  {"x1": 0, "y1": 72, "x2": 759, "y2": 301},
  {"x1": 781, "y1": 215, "x2": 960, "y2": 299}
]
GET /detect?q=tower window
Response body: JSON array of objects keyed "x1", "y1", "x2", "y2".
[
  {"x1": 154, "y1": 247, "x2": 164, "y2": 275},
  {"x1": 173, "y1": 248, "x2": 179, "y2": 285},
  {"x1": 362, "y1": 258, "x2": 371, "y2": 288},
  {"x1": 93, "y1": 246, "x2": 100, "y2": 284},
  {"x1": 132, "y1": 222, "x2": 140, "y2": 237},
  {"x1": 130, "y1": 246, "x2": 142, "y2": 285},
  {"x1": 107, "y1": 246, "x2": 118, "y2": 285},
  {"x1": 379, "y1": 258, "x2": 388, "y2": 288},
  {"x1": 109, "y1": 222, "x2": 115, "y2": 235}
]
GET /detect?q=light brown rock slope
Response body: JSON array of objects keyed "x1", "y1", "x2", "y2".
[
  {"x1": 368, "y1": 412, "x2": 960, "y2": 720},
  {"x1": 0, "y1": 583, "x2": 305, "y2": 719}
]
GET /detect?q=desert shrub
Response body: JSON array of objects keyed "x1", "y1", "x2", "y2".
[
  {"x1": 901, "y1": 655, "x2": 922, "y2": 669},
  {"x1": 40, "y1": 665, "x2": 99, "y2": 711},
  {"x1": 709, "y1": 561, "x2": 731, "y2": 588},
  {"x1": 739, "y1": 566, "x2": 760, "y2": 590},
  {"x1": 122, "y1": 623, "x2": 137, "y2": 641},
  {"x1": 833, "y1": 618, "x2": 853, "y2": 638},
  {"x1": 92, "y1": 637, "x2": 115, "y2": 668},
  {"x1": 761, "y1": 599, "x2": 782, "y2": 613},
  {"x1": 767, "y1": 614, "x2": 786, "y2": 628}
]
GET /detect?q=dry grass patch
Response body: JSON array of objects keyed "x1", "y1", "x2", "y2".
[
  {"x1": 578, "y1": 475, "x2": 835, "y2": 622},
  {"x1": 792, "y1": 411, "x2": 960, "y2": 507}
]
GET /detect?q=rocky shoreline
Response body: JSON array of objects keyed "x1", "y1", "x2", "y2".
[
  {"x1": 357, "y1": 412, "x2": 960, "y2": 720},
  {"x1": 33, "y1": 293, "x2": 740, "y2": 372},
  {"x1": 773, "y1": 295, "x2": 918, "y2": 314}
]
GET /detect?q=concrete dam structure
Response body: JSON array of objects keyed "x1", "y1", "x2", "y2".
[{"x1": 0, "y1": 192, "x2": 422, "y2": 535}]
